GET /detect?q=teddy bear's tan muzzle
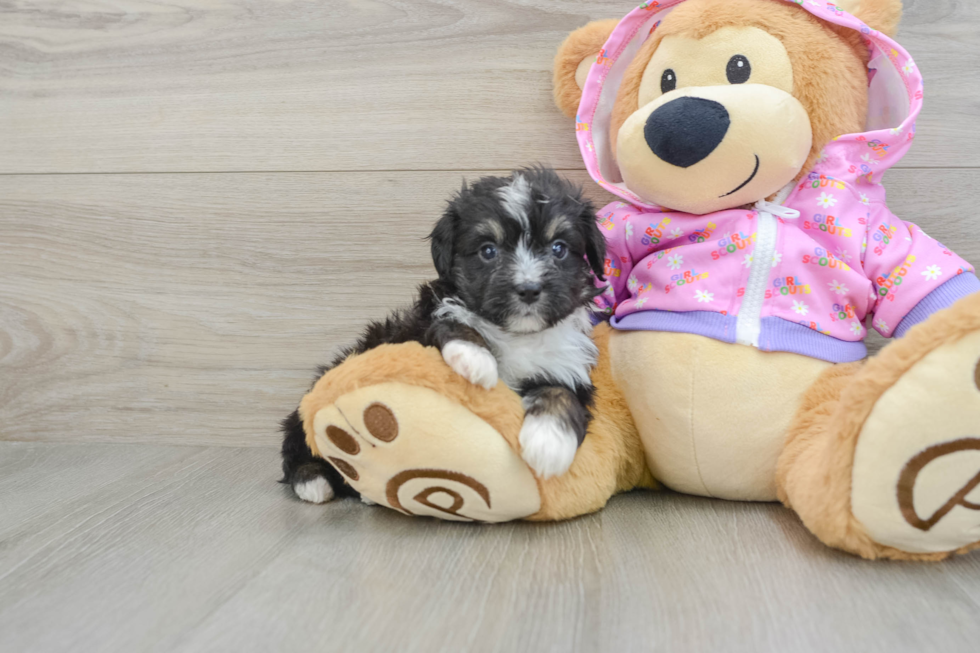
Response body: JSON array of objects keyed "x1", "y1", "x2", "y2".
[{"x1": 617, "y1": 84, "x2": 813, "y2": 215}]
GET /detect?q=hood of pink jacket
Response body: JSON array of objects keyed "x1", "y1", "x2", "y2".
[
  {"x1": 575, "y1": 0, "x2": 922, "y2": 209},
  {"x1": 579, "y1": 1, "x2": 979, "y2": 364}
]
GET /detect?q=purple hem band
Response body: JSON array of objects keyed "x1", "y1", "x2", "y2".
[
  {"x1": 758, "y1": 317, "x2": 867, "y2": 363},
  {"x1": 611, "y1": 310, "x2": 737, "y2": 343},
  {"x1": 610, "y1": 310, "x2": 867, "y2": 363},
  {"x1": 893, "y1": 273, "x2": 980, "y2": 338}
]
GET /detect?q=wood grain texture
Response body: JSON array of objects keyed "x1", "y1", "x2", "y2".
[
  {"x1": 0, "y1": 0, "x2": 977, "y2": 173},
  {"x1": 2, "y1": 442, "x2": 980, "y2": 653},
  {"x1": 0, "y1": 169, "x2": 610, "y2": 446},
  {"x1": 2, "y1": 1, "x2": 980, "y2": 648},
  {"x1": 2, "y1": 169, "x2": 976, "y2": 446}
]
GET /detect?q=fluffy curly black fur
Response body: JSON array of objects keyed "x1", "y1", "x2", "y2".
[{"x1": 281, "y1": 167, "x2": 606, "y2": 502}]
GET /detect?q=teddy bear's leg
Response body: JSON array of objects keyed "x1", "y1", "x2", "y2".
[
  {"x1": 525, "y1": 323, "x2": 657, "y2": 521},
  {"x1": 299, "y1": 342, "x2": 540, "y2": 522},
  {"x1": 299, "y1": 325, "x2": 651, "y2": 522},
  {"x1": 607, "y1": 330, "x2": 834, "y2": 501},
  {"x1": 778, "y1": 292, "x2": 980, "y2": 560}
]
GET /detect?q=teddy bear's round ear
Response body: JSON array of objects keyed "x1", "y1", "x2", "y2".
[
  {"x1": 553, "y1": 19, "x2": 620, "y2": 118},
  {"x1": 833, "y1": 0, "x2": 903, "y2": 38}
]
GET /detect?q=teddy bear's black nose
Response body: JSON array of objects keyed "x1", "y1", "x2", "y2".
[{"x1": 644, "y1": 97, "x2": 731, "y2": 168}]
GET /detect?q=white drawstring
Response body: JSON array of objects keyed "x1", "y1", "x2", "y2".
[{"x1": 754, "y1": 198, "x2": 800, "y2": 220}]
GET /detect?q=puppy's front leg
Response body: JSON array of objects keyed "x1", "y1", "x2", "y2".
[
  {"x1": 518, "y1": 384, "x2": 592, "y2": 479},
  {"x1": 428, "y1": 320, "x2": 498, "y2": 390}
]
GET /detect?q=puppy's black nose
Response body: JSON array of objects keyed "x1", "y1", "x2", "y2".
[
  {"x1": 516, "y1": 283, "x2": 542, "y2": 304},
  {"x1": 644, "y1": 97, "x2": 730, "y2": 168}
]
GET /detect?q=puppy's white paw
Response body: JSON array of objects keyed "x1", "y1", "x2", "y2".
[
  {"x1": 293, "y1": 476, "x2": 334, "y2": 504},
  {"x1": 360, "y1": 496, "x2": 377, "y2": 506},
  {"x1": 442, "y1": 340, "x2": 498, "y2": 390},
  {"x1": 519, "y1": 414, "x2": 577, "y2": 479}
]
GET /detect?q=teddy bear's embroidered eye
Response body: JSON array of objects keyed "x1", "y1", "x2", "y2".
[
  {"x1": 726, "y1": 55, "x2": 751, "y2": 84},
  {"x1": 661, "y1": 69, "x2": 677, "y2": 94}
]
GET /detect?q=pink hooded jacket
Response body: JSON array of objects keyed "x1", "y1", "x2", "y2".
[{"x1": 581, "y1": 0, "x2": 978, "y2": 363}]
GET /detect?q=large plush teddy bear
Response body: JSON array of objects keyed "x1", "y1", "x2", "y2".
[{"x1": 298, "y1": 0, "x2": 980, "y2": 560}]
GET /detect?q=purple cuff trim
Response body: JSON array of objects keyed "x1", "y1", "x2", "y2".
[
  {"x1": 894, "y1": 273, "x2": 980, "y2": 338},
  {"x1": 611, "y1": 310, "x2": 737, "y2": 343},
  {"x1": 758, "y1": 317, "x2": 867, "y2": 363}
]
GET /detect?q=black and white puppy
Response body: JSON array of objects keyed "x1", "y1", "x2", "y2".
[{"x1": 281, "y1": 167, "x2": 606, "y2": 503}]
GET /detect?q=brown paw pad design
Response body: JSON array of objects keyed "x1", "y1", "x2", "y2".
[
  {"x1": 309, "y1": 382, "x2": 541, "y2": 522},
  {"x1": 386, "y1": 469, "x2": 492, "y2": 520},
  {"x1": 363, "y1": 403, "x2": 398, "y2": 441},
  {"x1": 320, "y1": 403, "x2": 399, "y2": 481},
  {"x1": 897, "y1": 438, "x2": 980, "y2": 533},
  {"x1": 852, "y1": 330, "x2": 980, "y2": 554},
  {"x1": 326, "y1": 426, "x2": 360, "y2": 455},
  {"x1": 315, "y1": 399, "x2": 493, "y2": 520}
]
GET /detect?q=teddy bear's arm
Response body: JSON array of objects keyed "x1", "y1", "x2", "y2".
[
  {"x1": 860, "y1": 203, "x2": 979, "y2": 338},
  {"x1": 592, "y1": 202, "x2": 642, "y2": 319}
]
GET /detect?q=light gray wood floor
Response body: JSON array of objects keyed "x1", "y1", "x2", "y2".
[
  {"x1": 2, "y1": 1, "x2": 980, "y2": 651},
  {"x1": 4, "y1": 442, "x2": 980, "y2": 653}
]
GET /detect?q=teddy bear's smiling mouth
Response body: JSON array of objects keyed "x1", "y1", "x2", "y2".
[{"x1": 720, "y1": 154, "x2": 760, "y2": 198}]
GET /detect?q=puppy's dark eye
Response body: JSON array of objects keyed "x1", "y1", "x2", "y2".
[
  {"x1": 479, "y1": 243, "x2": 498, "y2": 261},
  {"x1": 551, "y1": 241, "x2": 568, "y2": 259},
  {"x1": 661, "y1": 69, "x2": 677, "y2": 94},
  {"x1": 726, "y1": 55, "x2": 751, "y2": 84}
]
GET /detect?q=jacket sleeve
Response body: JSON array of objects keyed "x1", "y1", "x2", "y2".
[
  {"x1": 862, "y1": 203, "x2": 979, "y2": 338},
  {"x1": 592, "y1": 202, "x2": 638, "y2": 320}
]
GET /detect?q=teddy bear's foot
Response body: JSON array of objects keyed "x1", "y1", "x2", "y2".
[
  {"x1": 308, "y1": 381, "x2": 541, "y2": 522},
  {"x1": 779, "y1": 292, "x2": 980, "y2": 559},
  {"x1": 851, "y1": 328, "x2": 980, "y2": 554}
]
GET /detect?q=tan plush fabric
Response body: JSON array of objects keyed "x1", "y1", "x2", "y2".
[
  {"x1": 300, "y1": 342, "x2": 525, "y2": 456},
  {"x1": 834, "y1": 0, "x2": 903, "y2": 37},
  {"x1": 615, "y1": 79, "x2": 813, "y2": 215},
  {"x1": 311, "y1": 382, "x2": 542, "y2": 522},
  {"x1": 529, "y1": 323, "x2": 657, "y2": 521},
  {"x1": 609, "y1": 330, "x2": 831, "y2": 501},
  {"x1": 852, "y1": 330, "x2": 980, "y2": 554},
  {"x1": 609, "y1": 0, "x2": 869, "y2": 179},
  {"x1": 778, "y1": 292, "x2": 980, "y2": 560},
  {"x1": 297, "y1": 294, "x2": 980, "y2": 559},
  {"x1": 300, "y1": 325, "x2": 654, "y2": 523}
]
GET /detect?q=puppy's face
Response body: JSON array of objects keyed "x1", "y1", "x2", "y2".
[{"x1": 430, "y1": 169, "x2": 606, "y2": 333}]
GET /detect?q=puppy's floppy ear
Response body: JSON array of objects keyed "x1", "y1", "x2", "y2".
[
  {"x1": 578, "y1": 201, "x2": 607, "y2": 282},
  {"x1": 428, "y1": 197, "x2": 459, "y2": 281},
  {"x1": 553, "y1": 19, "x2": 620, "y2": 118}
]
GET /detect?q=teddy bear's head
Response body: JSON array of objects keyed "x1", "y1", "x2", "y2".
[{"x1": 555, "y1": 0, "x2": 903, "y2": 215}]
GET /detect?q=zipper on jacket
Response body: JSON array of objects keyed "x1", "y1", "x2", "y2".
[
  {"x1": 735, "y1": 209, "x2": 777, "y2": 348},
  {"x1": 736, "y1": 190, "x2": 800, "y2": 348}
]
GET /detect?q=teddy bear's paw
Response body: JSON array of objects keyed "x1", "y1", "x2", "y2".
[
  {"x1": 441, "y1": 340, "x2": 499, "y2": 390},
  {"x1": 851, "y1": 330, "x2": 980, "y2": 554},
  {"x1": 518, "y1": 414, "x2": 578, "y2": 480},
  {"x1": 310, "y1": 381, "x2": 540, "y2": 522}
]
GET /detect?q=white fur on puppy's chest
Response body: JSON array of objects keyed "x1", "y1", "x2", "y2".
[{"x1": 436, "y1": 300, "x2": 597, "y2": 389}]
